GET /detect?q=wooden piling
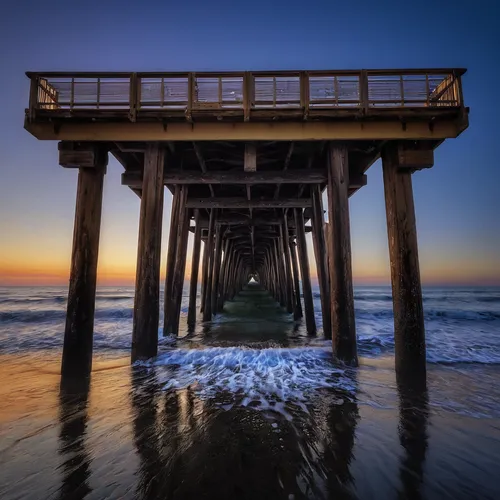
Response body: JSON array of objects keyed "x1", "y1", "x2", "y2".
[
  {"x1": 187, "y1": 209, "x2": 202, "y2": 329},
  {"x1": 280, "y1": 220, "x2": 294, "y2": 313},
  {"x1": 131, "y1": 144, "x2": 165, "y2": 362},
  {"x1": 294, "y1": 208, "x2": 316, "y2": 335},
  {"x1": 326, "y1": 143, "x2": 357, "y2": 365},
  {"x1": 167, "y1": 186, "x2": 190, "y2": 335},
  {"x1": 217, "y1": 239, "x2": 230, "y2": 311},
  {"x1": 200, "y1": 210, "x2": 215, "y2": 313},
  {"x1": 211, "y1": 224, "x2": 223, "y2": 315},
  {"x1": 382, "y1": 143, "x2": 425, "y2": 374},
  {"x1": 311, "y1": 185, "x2": 332, "y2": 339},
  {"x1": 203, "y1": 209, "x2": 217, "y2": 321},
  {"x1": 163, "y1": 185, "x2": 180, "y2": 331},
  {"x1": 61, "y1": 146, "x2": 107, "y2": 377},
  {"x1": 289, "y1": 240, "x2": 303, "y2": 319}
]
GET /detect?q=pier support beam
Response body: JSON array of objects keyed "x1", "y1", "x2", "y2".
[
  {"x1": 187, "y1": 210, "x2": 202, "y2": 329},
  {"x1": 211, "y1": 224, "x2": 223, "y2": 316},
  {"x1": 382, "y1": 143, "x2": 425, "y2": 374},
  {"x1": 289, "y1": 240, "x2": 303, "y2": 319},
  {"x1": 327, "y1": 143, "x2": 357, "y2": 365},
  {"x1": 61, "y1": 145, "x2": 107, "y2": 377},
  {"x1": 280, "y1": 220, "x2": 294, "y2": 314},
  {"x1": 166, "y1": 186, "x2": 189, "y2": 335},
  {"x1": 203, "y1": 209, "x2": 217, "y2": 321},
  {"x1": 163, "y1": 186, "x2": 181, "y2": 332},
  {"x1": 295, "y1": 208, "x2": 316, "y2": 335},
  {"x1": 131, "y1": 144, "x2": 165, "y2": 362},
  {"x1": 311, "y1": 185, "x2": 332, "y2": 339}
]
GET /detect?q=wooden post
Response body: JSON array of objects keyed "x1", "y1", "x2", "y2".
[
  {"x1": 382, "y1": 143, "x2": 425, "y2": 374},
  {"x1": 203, "y1": 209, "x2": 217, "y2": 321},
  {"x1": 217, "y1": 239, "x2": 230, "y2": 311},
  {"x1": 280, "y1": 221, "x2": 294, "y2": 313},
  {"x1": 289, "y1": 240, "x2": 303, "y2": 319},
  {"x1": 274, "y1": 239, "x2": 286, "y2": 307},
  {"x1": 211, "y1": 224, "x2": 223, "y2": 315},
  {"x1": 311, "y1": 185, "x2": 332, "y2": 339},
  {"x1": 326, "y1": 143, "x2": 357, "y2": 365},
  {"x1": 131, "y1": 144, "x2": 165, "y2": 362},
  {"x1": 200, "y1": 210, "x2": 215, "y2": 313},
  {"x1": 187, "y1": 209, "x2": 202, "y2": 329},
  {"x1": 167, "y1": 186, "x2": 190, "y2": 336},
  {"x1": 61, "y1": 146, "x2": 107, "y2": 377},
  {"x1": 163, "y1": 186, "x2": 180, "y2": 330},
  {"x1": 295, "y1": 208, "x2": 316, "y2": 335}
]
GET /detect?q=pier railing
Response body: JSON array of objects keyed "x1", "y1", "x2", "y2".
[{"x1": 27, "y1": 69, "x2": 465, "y2": 120}]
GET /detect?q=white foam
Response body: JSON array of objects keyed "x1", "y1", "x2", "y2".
[{"x1": 140, "y1": 346, "x2": 355, "y2": 418}]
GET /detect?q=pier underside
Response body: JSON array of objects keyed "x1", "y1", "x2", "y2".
[{"x1": 23, "y1": 68, "x2": 469, "y2": 377}]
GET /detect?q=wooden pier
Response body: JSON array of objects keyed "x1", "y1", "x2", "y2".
[{"x1": 24, "y1": 68, "x2": 468, "y2": 376}]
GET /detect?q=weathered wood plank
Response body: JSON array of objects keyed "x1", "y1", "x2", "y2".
[
  {"x1": 382, "y1": 143, "x2": 425, "y2": 374},
  {"x1": 122, "y1": 169, "x2": 328, "y2": 187},
  {"x1": 61, "y1": 147, "x2": 107, "y2": 377},
  {"x1": 186, "y1": 198, "x2": 312, "y2": 209},
  {"x1": 131, "y1": 144, "x2": 165, "y2": 362},
  {"x1": 59, "y1": 141, "x2": 101, "y2": 168},
  {"x1": 326, "y1": 144, "x2": 357, "y2": 365},
  {"x1": 28, "y1": 120, "x2": 464, "y2": 142},
  {"x1": 244, "y1": 143, "x2": 257, "y2": 172},
  {"x1": 397, "y1": 146, "x2": 434, "y2": 169}
]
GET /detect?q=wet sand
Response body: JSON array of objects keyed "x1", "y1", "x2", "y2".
[{"x1": 1, "y1": 352, "x2": 500, "y2": 499}]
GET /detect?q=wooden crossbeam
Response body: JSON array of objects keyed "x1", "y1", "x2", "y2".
[
  {"x1": 186, "y1": 198, "x2": 312, "y2": 209},
  {"x1": 121, "y1": 170, "x2": 327, "y2": 187}
]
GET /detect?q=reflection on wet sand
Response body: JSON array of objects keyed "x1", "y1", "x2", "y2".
[
  {"x1": 397, "y1": 372, "x2": 429, "y2": 500},
  {"x1": 58, "y1": 378, "x2": 92, "y2": 500},
  {"x1": 130, "y1": 366, "x2": 359, "y2": 500}
]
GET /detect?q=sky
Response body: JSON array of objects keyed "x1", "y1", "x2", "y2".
[{"x1": 0, "y1": 0, "x2": 499, "y2": 286}]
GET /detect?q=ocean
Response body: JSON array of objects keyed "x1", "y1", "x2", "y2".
[{"x1": 1, "y1": 285, "x2": 500, "y2": 499}]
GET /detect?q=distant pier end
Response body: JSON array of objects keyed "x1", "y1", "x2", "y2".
[{"x1": 24, "y1": 68, "x2": 469, "y2": 376}]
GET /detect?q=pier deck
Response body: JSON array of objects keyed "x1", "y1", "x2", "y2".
[{"x1": 23, "y1": 67, "x2": 469, "y2": 377}]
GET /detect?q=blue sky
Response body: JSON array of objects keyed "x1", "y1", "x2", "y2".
[{"x1": 0, "y1": 0, "x2": 499, "y2": 285}]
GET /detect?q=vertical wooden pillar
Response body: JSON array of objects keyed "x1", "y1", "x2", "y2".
[
  {"x1": 163, "y1": 185, "x2": 180, "y2": 331},
  {"x1": 203, "y1": 209, "x2": 217, "y2": 321},
  {"x1": 280, "y1": 221, "x2": 294, "y2": 313},
  {"x1": 326, "y1": 143, "x2": 357, "y2": 365},
  {"x1": 274, "y1": 239, "x2": 286, "y2": 307},
  {"x1": 289, "y1": 240, "x2": 303, "y2": 319},
  {"x1": 211, "y1": 224, "x2": 223, "y2": 316},
  {"x1": 167, "y1": 186, "x2": 190, "y2": 336},
  {"x1": 61, "y1": 146, "x2": 107, "y2": 377},
  {"x1": 187, "y1": 209, "x2": 202, "y2": 329},
  {"x1": 311, "y1": 185, "x2": 332, "y2": 339},
  {"x1": 217, "y1": 239, "x2": 230, "y2": 311},
  {"x1": 382, "y1": 144, "x2": 425, "y2": 374},
  {"x1": 131, "y1": 144, "x2": 165, "y2": 362},
  {"x1": 200, "y1": 210, "x2": 215, "y2": 312},
  {"x1": 295, "y1": 208, "x2": 316, "y2": 335}
]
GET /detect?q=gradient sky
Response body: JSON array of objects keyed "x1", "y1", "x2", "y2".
[{"x1": 0, "y1": 0, "x2": 499, "y2": 286}]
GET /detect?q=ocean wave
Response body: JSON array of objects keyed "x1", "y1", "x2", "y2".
[
  {"x1": 0, "y1": 307, "x2": 134, "y2": 323},
  {"x1": 142, "y1": 346, "x2": 355, "y2": 418},
  {"x1": 357, "y1": 309, "x2": 500, "y2": 322}
]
